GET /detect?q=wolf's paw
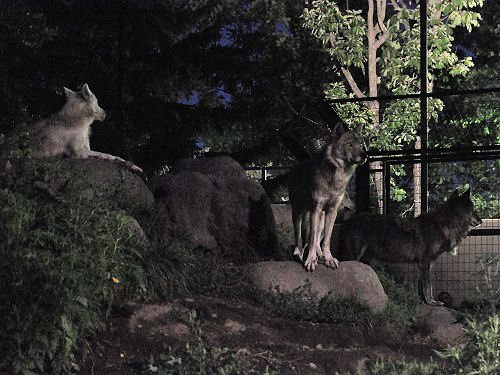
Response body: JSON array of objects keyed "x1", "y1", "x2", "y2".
[
  {"x1": 324, "y1": 256, "x2": 339, "y2": 269},
  {"x1": 127, "y1": 163, "x2": 143, "y2": 174},
  {"x1": 293, "y1": 247, "x2": 304, "y2": 261},
  {"x1": 304, "y1": 255, "x2": 318, "y2": 272},
  {"x1": 131, "y1": 165, "x2": 143, "y2": 173},
  {"x1": 427, "y1": 299, "x2": 444, "y2": 307}
]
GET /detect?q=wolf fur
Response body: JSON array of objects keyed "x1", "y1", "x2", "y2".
[
  {"x1": 288, "y1": 122, "x2": 368, "y2": 271},
  {"x1": 31, "y1": 84, "x2": 142, "y2": 173},
  {"x1": 337, "y1": 188, "x2": 482, "y2": 305}
]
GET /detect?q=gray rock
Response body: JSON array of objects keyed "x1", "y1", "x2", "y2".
[
  {"x1": 150, "y1": 157, "x2": 278, "y2": 262},
  {"x1": 247, "y1": 261, "x2": 388, "y2": 313},
  {"x1": 55, "y1": 158, "x2": 154, "y2": 216},
  {"x1": 418, "y1": 305, "x2": 467, "y2": 347},
  {"x1": 171, "y1": 156, "x2": 246, "y2": 179}
]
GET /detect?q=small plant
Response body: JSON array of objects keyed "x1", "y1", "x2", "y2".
[
  {"x1": 373, "y1": 265, "x2": 423, "y2": 330},
  {"x1": 367, "y1": 358, "x2": 439, "y2": 375},
  {"x1": 147, "y1": 310, "x2": 278, "y2": 374},
  {"x1": 474, "y1": 254, "x2": 500, "y2": 314},
  {"x1": 365, "y1": 314, "x2": 500, "y2": 374},
  {"x1": 0, "y1": 151, "x2": 148, "y2": 374},
  {"x1": 437, "y1": 314, "x2": 500, "y2": 375},
  {"x1": 256, "y1": 282, "x2": 372, "y2": 324},
  {"x1": 273, "y1": 223, "x2": 295, "y2": 261}
]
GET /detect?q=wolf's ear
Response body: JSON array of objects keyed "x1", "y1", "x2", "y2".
[
  {"x1": 81, "y1": 84, "x2": 93, "y2": 101},
  {"x1": 63, "y1": 87, "x2": 75, "y2": 98},
  {"x1": 461, "y1": 188, "x2": 471, "y2": 199},
  {"x1": 449, "y1": 189, "x2": 460, "y2": 200},
  {"x1": 332, "y1": 121, "x2": 347, "y2": 141},
  {"x1": 354, "y1": 124, "x2": 364, "y2": 134}
]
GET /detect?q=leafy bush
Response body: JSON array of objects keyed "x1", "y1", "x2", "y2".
[
  {"x1": 142, "y1": 223, "x2": 250, "y2": 302},
  {"x1": 437, "y1": 314, "x2": 500, "y2": 375},
  {"x1": 366, "y1": 314, "x2": 500, "y2": 375},
  {"x1": 368, "y1": 358, "x2": 439, "y2": 375},
  {"x1": 147, "y1": 310, "x2": 278, "y2": 375},
  {"x1": 256, "y1": 282, "x2": 372, "y2": 324},
  {"x1": 473, "y1": 254, "x2": 500, "y2": 315},
  {"x1": 373, "y1": 265, "x2": 423, "y2": 329},
  {"x1": 0, "y1": 150, "x2": 147, "y2": 374}
]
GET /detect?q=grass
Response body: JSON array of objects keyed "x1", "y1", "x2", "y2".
[
  {"x1": 0, "y1": 188, "x2": 146, "y2": 374},
  {"x1": 146, "y1": 309, "x2": 279, "y2": 375}
]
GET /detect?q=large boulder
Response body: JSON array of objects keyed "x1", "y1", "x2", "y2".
[
  {"x1": 54, "y1": 159, "x2": 154, "y2": 216},
  {"x1": 170, "y1": 156, "x2": 246, "y2": 179},
  {"x1": 418, "y1": 305, "x2": 467, "y2": 347},
  {"x1": 149, "y1": 157, "x2": 278, "y2": 262},
  {"x1": 1, "y1": 157, "x2": 153, "y2": 216},
  {"x1": 247, "y1": 261, "x2": 388, "y2": 313}
]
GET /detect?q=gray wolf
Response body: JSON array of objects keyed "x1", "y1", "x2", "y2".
[
  {"x1": 337, "y1": 188, "x2": 482, "y2": 305},
  {"x1": 288, "y1": 122, "x2": 367, "y2": 271},
  {"x1": 31, "y1": 84, "x2": 142, "y2": 173}
]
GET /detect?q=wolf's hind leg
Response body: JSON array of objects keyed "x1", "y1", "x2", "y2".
[
  {"x1": 292, "y1": 209, "x2": 305, "y2": 260},
  {"x1": 418, "y1": 261, "x2": 443, "y2": 306}
]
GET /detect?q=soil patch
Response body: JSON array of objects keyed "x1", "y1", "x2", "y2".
[{"x1": 82, "y1": 296, "x2": 443, "y2": 374}]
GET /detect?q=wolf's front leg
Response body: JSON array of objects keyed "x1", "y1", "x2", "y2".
[
  {"x1": 321, "y1": 209, "x2": 339, "y2": 269},
  {"x1": 292, "y1": 209, "x2": 305, "y2": 260},
  {"x1": 79, "y1": 149, "x2": 143, "y2": 173},
  {"x1": 305, "y1": 209, "x2": 322, "y2": 271},
  {"x1": 418, "y1": 261, "x2": 443, "y2": 306}
]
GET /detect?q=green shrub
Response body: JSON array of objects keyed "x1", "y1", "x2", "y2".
[
  {"x1": 437, "y1": 314, "x2": 500, "y2": 375},
  {"x1": 373, "y1": 265, "x2": 423, "y2": 330},
  {"x1": 147, "y1": 310, "x2": 278, "y2": 375},
  {"x1": 368, "y1": 358, "x2": 439, "y2": 374},
  {"x1": 141, "y1": 222, "x2": 251, "y2": 301},
  {"x1": 0, "y1": 186, "x2": 146, "y2": 374},
  {"x1": 256, "y1": 282, "x2": 372, "y2": 324},
  {"x1": 366, "y1": 314, "x2": 500, "y2": 374},
  {"x1": 273, "y1": 223, "x2": 295, "y2": 261}
]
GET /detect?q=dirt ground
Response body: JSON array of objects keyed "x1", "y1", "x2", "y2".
[{"x1": 81, "y1": 295, "x2": 443, "y2": 374}]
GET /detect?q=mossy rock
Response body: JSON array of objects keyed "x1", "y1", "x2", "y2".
[{"x1": 1, "y1": 157, "x2": 153, "y2": 216}]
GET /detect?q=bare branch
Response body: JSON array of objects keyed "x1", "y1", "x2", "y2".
[
  {"x1": 390, "y1": 0, "x2": 407, "y2": 9},
  {"x1": 341, "y1": 67, "x2": 366, "y2": 99},
  {"x1": 374, "y1": 0, "x2": 390, "y2": 49},
  {"x1": 285, "y1": 99, "x2": 324, "y2": 127},
  {"x1": 328, "y1": 32, "x2": 336, "y2": 46}
]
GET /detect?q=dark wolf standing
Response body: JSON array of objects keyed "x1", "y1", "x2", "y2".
[
  {"x1": 31, "y1": 84, "x2": 142, "y2": 173},
  {"x1": 337, "y1": 188, "x2": 482, "y2": 305},
  {"x1": 288, "y1": 122, "x2": 367, "y2": 271}
]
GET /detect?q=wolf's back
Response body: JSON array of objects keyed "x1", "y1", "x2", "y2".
[{"x1": 337, "y1": 213, "x2": 417, "y2": 263}]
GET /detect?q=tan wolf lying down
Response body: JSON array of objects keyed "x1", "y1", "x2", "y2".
[{"x1": 31, "y1": 84, "x2": 142, "y2": 173}]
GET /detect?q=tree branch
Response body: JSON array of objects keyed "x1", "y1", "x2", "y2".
[
  {"x1": 341, "y1": 67, "x2": 366, "y2": 99},
  {"x1": 374, "y1": 0, "x2": 390, "y2": 49},
  {"x1": 390, "y1": 0, "x2": 405, "y2": 10}
]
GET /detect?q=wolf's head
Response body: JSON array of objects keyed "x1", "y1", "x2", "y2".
[
  {"x1": 444, "y1": 188, "x2": 482, "y2": 256},
  {"x1": 330, "y1": 122, "x2": 368, "y2": 165},
  {"x1": 448, "y1": 188, "x2": 482, "y2": 229},
  {"x1": 62, "y1": 84, "x2": 106, "y2": 123}
]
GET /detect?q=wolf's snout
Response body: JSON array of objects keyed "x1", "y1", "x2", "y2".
[
  {"x1": 356, "y1": 150, "x2": 368, "y2": 164},
  {"x1": 96, "y1": 108, "x2": 106, "y2": 121},
  {"x1": 471, "y1": 214, "x2": 482, "y2": 227}
]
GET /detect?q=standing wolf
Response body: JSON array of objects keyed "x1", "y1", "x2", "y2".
[
  {"x1": 288, "y1": 122, "x2": 368, "y2": 271},
  {"x1": 337, "y1": 188, "x2": 482, "y2": 305},
  {"x1": 31, "y1": 84, "x2": 142, "y2": 173}
]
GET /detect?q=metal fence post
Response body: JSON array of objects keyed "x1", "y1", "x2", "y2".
[{"x1": 420, "y1": 0, "x2": 429, "y2": 213}]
